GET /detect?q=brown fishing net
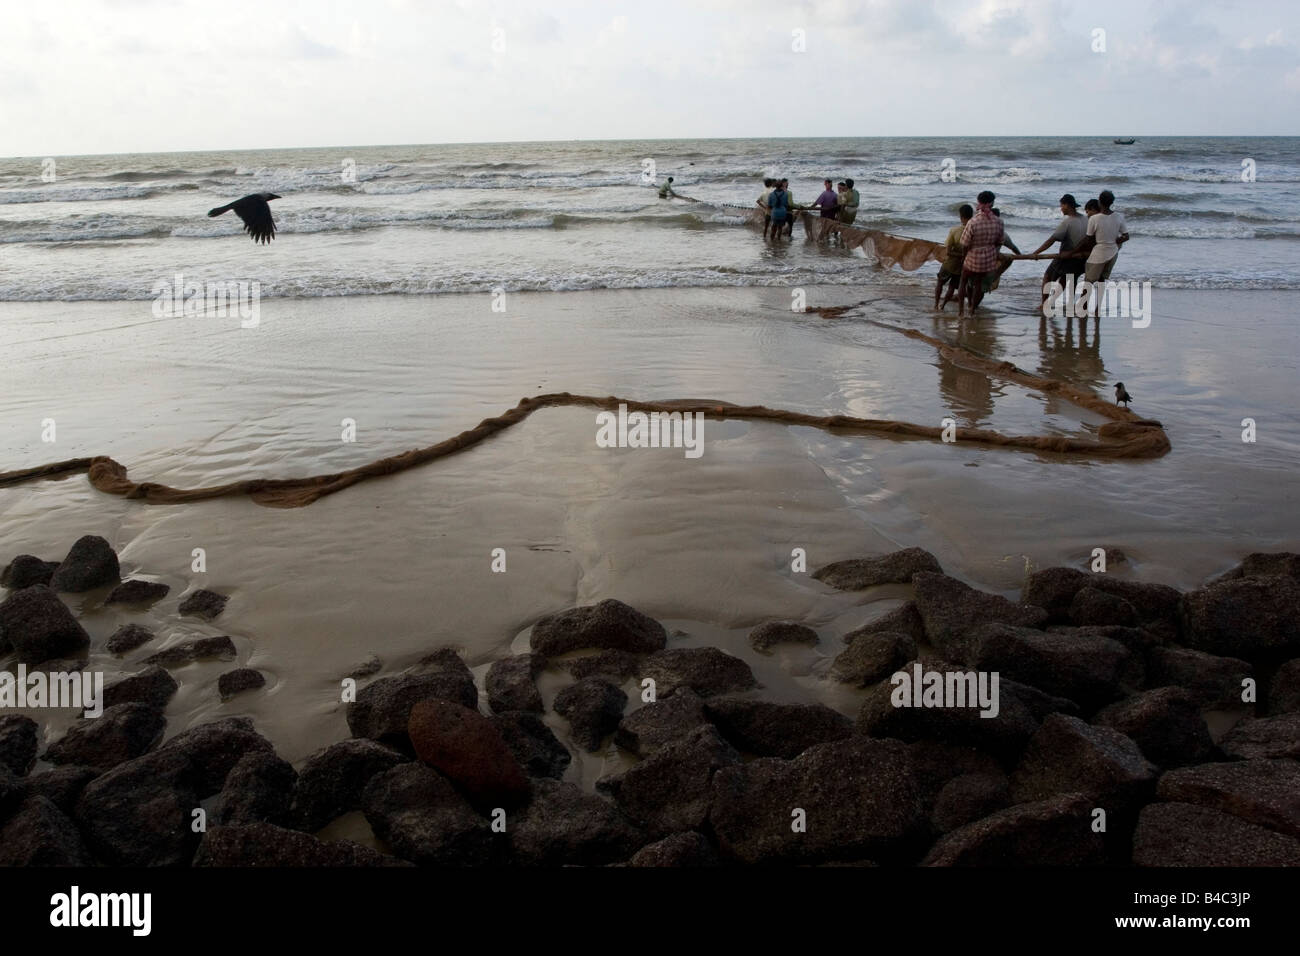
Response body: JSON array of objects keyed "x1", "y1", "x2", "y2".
[{"x1": 753, "y1": 208, "x2": 945, "y2": 271}]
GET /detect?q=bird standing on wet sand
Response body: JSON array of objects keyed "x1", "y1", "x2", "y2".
[
  {"x1": 208, "y1": 192, "x2": 281, "y2": 244},
  {"x1": 1115, "y1": 382, "x2": 1133, "y2": 407}
]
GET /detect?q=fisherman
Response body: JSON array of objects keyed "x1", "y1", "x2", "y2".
[
  {"x1": 767, "y1": 179, "x2": 792, "y2": 241},
  {"x1": 1030, "y1": 194, "x2": 1088, "y2": 311},
  {"x1": 783, "y1": 179, "x2": 796, "y2": 237},
  {"x1": 1084, "y1": 189, "x2": 1129, "y2": 282},
  {"x1": 982, "y1": 208, "x2": 1021, "y2": 297},
  {"x1": 811, "y1": 179, "x2": 839, "y2": 219},
  {"x1": 935, "y1": 204, "x2": 973, "y2": 311},
  {"x1": 958, "y1": 191, "x2": 1004, "y2": 318},
  {"x1": 756, "y1": 177, "x2": 776, "y2": 239},
  {"x1": 658, "y1": 176, "x2": 676, "y2": 199},
  {"x1": 838, "y1": 178, "x2": 860, "y2": 225}
]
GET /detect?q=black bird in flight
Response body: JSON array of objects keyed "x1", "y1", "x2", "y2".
[
  {"x1": 1114, "y1": 382, "x2": 1133, "y2": 407},
  {"x1": 208, "y1": 192, "x2": 281, "y2": 244}
]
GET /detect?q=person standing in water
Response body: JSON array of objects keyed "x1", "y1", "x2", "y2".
[
  {"x1": 756, "y1": 178, "x2": 776, "y2": 239},
  {"x1": 838, "y1": 178, "x2": 860, "y2": 225},
  {"x1": 1031, "y1": 194, "x2": 1088, "y2": 311},
  {"x1": 935, "y1": 204, "x2": 973, "y2": 311},
  {"x1": 1084, "y1": 189, "x2": 1129, "y2": 282},
  {"x1": 811, "y1": 179, "x2": 839, "y2": 219},
  {"x1": 767, "y1": 179, "x2": 792, "y2": 241},
  {"x1": 958, "y1": 191, "x2": 1004, "y2": 317}
]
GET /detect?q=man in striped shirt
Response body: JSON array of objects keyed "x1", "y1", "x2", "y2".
[{"x1": 958, "y1": 190, "x2": 1005, "y2": 317}]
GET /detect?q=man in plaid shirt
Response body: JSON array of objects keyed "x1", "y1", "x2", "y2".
[{"x1": 958, "y1": 190, "x2": 1005, "y2": 317}]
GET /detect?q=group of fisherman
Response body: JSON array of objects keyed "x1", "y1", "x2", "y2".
[{"x1": 755, "y1": 177, "x2": 861, "y2": 239}]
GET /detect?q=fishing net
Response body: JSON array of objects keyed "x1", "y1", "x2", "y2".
[{"x1": 749, "y1": 208, "x2": 945, "y2": 271}]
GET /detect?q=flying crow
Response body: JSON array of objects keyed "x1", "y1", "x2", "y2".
[
  {"x1": 1114, "y1": 382, "x2": 1133, "y2": 407},
  {"x1": 208, "y1": 192, "x2": 281, "y2": 244}
]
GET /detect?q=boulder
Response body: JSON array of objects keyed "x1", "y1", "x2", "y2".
[
  {"x1": 218, "y1": 667, "x2": 266, "y2": 700},
  {"x1": 702, "y1": 697, "x2": 852, "y2": 758},
  {"x1": 485, "y1": 654, "x2": 543, "y2": 714},
  {"x1": 923, "y1": 793, "x2": 1105, "y2": 865},
  {"x1": 177, "y1": 588, "x2": 229, "y2": 620},
  {"x1": 0, "y1": 796, "x2": 95, "y2": 866},
  {"x1": 830, "y1": 630, "x2": 916, "y2": 687},
  {"x1": 156, "y1": 716, "x2": 275, "y2": 796},
  {"x1": 49, "y1": 535, "x2": 120, "y2": 592},
  {"x1": 641, "y1": 647, "x2": 757, "y2": 698},
  {"x1": 104, "y1": 579, "x2": 170, "y2": 605},
  {"x1": 1157, "y1": 759, "x2": 1300, "y2": 838},
  {"x1": 74, "y1": 749, "x2": 199, "y2": 866},
  {"x1": 214, "y1": 751, "x2": 297, "y2": 827},
  {"x1": 105, "y1": 623, "x2": 155, "y2": 655},
  {"x1": 932, "y1": 772, "x2": 1011, "y2": 835},
  {"x1": 529, "y1": 599, "x2": 667, "y2": 658},
  {"x1": 559, "y1": 649, "x2": 642, "y2": 682},
  {"x1": 362, "y1": 763, "x2": 494, "y2": 866},
  {"x1": 1219, "y1": 713, "x2": 1300, "y2": 761},
  {"x1": 601, "y1": 725, "x2": 738, "y2": 838},
  {"x1": 408, "y1": 699, "x2": 531, "y2": 808},
  {"x1": 0, "y1": 586, "x2": 91, "y2": 664},
  {"x1": 1022, "y1": 566, "x2": 1181, "y2": 629},
  {"x1": 812, "y1": 547, "x2": 943, "y2": 590},
  {"x1": 21, "y1": 765, "x2": 97, "y2": 815},
  {"x1": 193, "y1": 822, "x2": 407, "y2": 866},
  {"x1": 491, "y1": 711, "x2": 571, "y2": 779},
  {"x1": 0, "y1": 555, "x2": 60, "y2": 590},
  {"x1": 1180, "y1": 576, "x2": 1300, "y2": 660},
  {"x1": 346, "y1": 670, "x2": 478, "y2": 744},
  {"x1": 625, "y1": 831, "x2": 719, "y2": 867},
  {"x1": 1133, "y1": 802, "x2": 1300, "y2": 866},
  {"x1": 0, "y1": 715, "x2": 38, "y2": 776},
  {"x1": 748, "y1": 621, "x2": 818, "y2": 652},
  {"x1": 1268, "y1": 658, "x2": 1300, "y2": 715},
  {"x1": 1010, "y1": 714, "x2": 1157, "y2": 808},
  {"x1": 1068, "y1": 587, "x2": 1139, "y2": 627},
  {"x1": 290, "y1": 738, "x2": 409, "y2": 833},
  {"x1": 1145, "y1": 646, "x2": 1253, "y2": 709},
  {"x1": 102, "y1": 665, "x2": 178, "y2": 710},
  {"x1": 842, "y1": 601, "x2": 926, "y2": 646},
  {"x1": 144, "y1": 635, "x2": 237, "y2": 668},
  {"x1": 1093, "y1": 687, "x2": 1215, "y2": 768},
  {"x1": 614, "y1": 688, "x2": 710, "y2": 758},
  {"x1": 1211, "y1": 552, "x2": 1300, "y2": 584},
  {"x1": 970, "y1": 623, "x2": 1139, "y2": 709},
  {"x1": 44, "y1": 702, "x2": 166, "y2": 772},
  {"x1": 508, "y1": 778, "x2": 645, "y2": 866},
  {"x1": 554, "y1": 677, "x2": 628, "y2": 751},
  {"x1": 907, "y1": 740, "x2": 1006, "y2": 816},
  {"x1": 912, "y1": 572, "x2": 1048, "y2": 661}
]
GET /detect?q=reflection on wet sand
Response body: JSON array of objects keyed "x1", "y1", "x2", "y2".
[
  {"x1": 1037, "y1": 315, "x2": 1108, "y2": 419},
  {"x1": 934, "y1": 317, "x2": 1001, "y2": 426}
]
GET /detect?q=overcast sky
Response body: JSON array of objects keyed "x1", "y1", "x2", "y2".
[{"x1": 3, "y1": 0, "x2": 1298, "y2": 156}]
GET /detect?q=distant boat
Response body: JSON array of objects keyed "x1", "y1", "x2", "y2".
[{"x1": 1113, "y1": 137, "x2": 1136, "y2": 145}]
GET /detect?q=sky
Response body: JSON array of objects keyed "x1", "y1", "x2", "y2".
[{"x1": 2, "y1": 0, "x2": 1298, "y2": 156}]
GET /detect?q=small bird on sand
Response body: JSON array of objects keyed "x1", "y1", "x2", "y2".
[
  {"x1": 208, "y1": 192, "x2": 281, "y2": 244},
  {"x1": 1115, "y1": 382, "x2": 1133, "y2": 407}
]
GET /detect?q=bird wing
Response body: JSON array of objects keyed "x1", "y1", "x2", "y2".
[{"x1": 231, "y1": 195, "x2": 277, "y2": 244}]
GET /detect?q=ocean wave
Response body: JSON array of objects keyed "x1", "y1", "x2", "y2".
[{"x1": 0, "y1": 184, "x2": 160, "y2": 204}]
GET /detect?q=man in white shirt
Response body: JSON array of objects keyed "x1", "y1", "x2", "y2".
[{"x1": 1084, "y1": 189, "x2": 1130, "y2": 282}]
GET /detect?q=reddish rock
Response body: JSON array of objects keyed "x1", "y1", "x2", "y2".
[{"x1": 408, "y1": 699, "x2": 530, "y2": 808}]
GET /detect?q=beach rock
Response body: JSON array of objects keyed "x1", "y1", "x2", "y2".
[
  {"x1": 408, "y1": 699, "x2": 530, "y2": 808},
  {"x1": 830, "y1": 630, "x2": 916, "y2": 687},
  {"x1": 970, "y1": 623, "x2": 1139, "y2": 709},
  {"x1": 710, "y1": 736, "x2": 923, "y2": 865},
  {"x1": 843, "y1": 601, "x2": 926, "y2": 645},
  {"x1": 290, "y1": 738, "x2": 409, "y2": 833},
  {"x1": 812, "y1": 547, "x2": 943, "y2": 590},
  {"x1": 49, "y1": 535, "x2": 120, "y2": 592},
  {"x1": 748, "y1": 621, "x2": 818, "y2": 652},
  {"x1": 922, "y1": 793, "x2": 1105, "y2": 866},
  {"x1": 625, "y1": 830, "x2": 719, "y2": 867},
  {"x1": 178, "y1": 588, "x2": 228, "y2": 620},
  {"x1": 75, "y1": 749, "x2": 198, "y2": 866},
  {"x1": 144, "y1": 635, "x2": 237, "y2": 668},
  {"x1": 1093, "y1": 687, "x2": 1215, "y2": 768},
  {"x1": 508, "y1": 778, "x2": 645, "y2": 866},
  {"x1": 21, "y1": 765, "x2": 97, "y2": 815},
  {"x1": 349, "y1": 655, "x2": 382, "y2": 679},
  {"x1": 702, "y1": 697, "x2": 852, "y2": 758},
  {"x1": 554, "y1": 677, "x2": 627, "y2": 751},
  {"x1": 0, "y1": 796, "x2": 95, "y2": 866},
  {"x1": 1022, "y1": 567, "x2": 1181, "y2": 628},
  {"x1": 999, "y1": 678, "x2": 1081, "y2": 721},
  {"x1": 102, "y1": 665, "x2": 178, "y2": 710},
  {"x1": 601, "y1": 726, "x2": 737, "y2": 838},
  {"x1": 559, "y1": 649, "x2": 642, "y2": 682},
  {"x1": 641, "y1": 646, "x2": 757, "y2": 698},
  {"x1": 614, "y1": 688, "x2": 709, "y2": 758},
  {"x1": 1068, "y1": 587, "x2": 1139, "y2": 627},
  {"x1": 0, "y1": 715, "x2": 38, "y2": 776},
  {"x1": 1219, "y1": 713, "x2": 1300, "y2": 761},
  {"x1": 529, "y1": 598, "x2": 667, "y2": 658},
  {"x1": 1268, "y1": 658, "x2": 1300, "y2": 715},
  {"x1": 157, "y1": 716, "x2": 276, "y2": 796},
  {"x1": 1212, "y1": 552, "x2": 1300, "y2": 584},
  {"x1": 346, "y1": 670, "x2": 478, "y2": 744},
  {"x1": 0, "y1": 586, "x2": 91, "y2": 664},
  {"x1": 0, "y1": 555, "x2": 60, "y2": 590},
  {"x1": 193, "y1": 822, "x2": 407, "y2": 867},
  {"x1": 932, "y1": 772, "x2": 1011, "y2": 834},
  {"x1": 1145, "y1": 646, "x2": 1252, "y2": 709},
  {"x1": 907, "y1": 740, "x2": 1006, "y2": 815},
  {"x1": 1157, "y1": 759, "x2": 1300, "y2": 838},
  {"x1": 362, "y1": 762, "x2": 494, "y2": 866},
  {"x1": 214, "y1": 751, "x2": 297, "y2": 827},
  {"x1": 104, "y1": 579, "x2": 170, "y2": 605},
  {"x1": 1048, "y1": 623, "x2": 1158, "y2": 655},
  {"x1": 1133, "y1": 802, "x2": 1300, "y2": 866},
  {"x1": 0, "y1": 765, "x2": 20, "y2": 817},
  {"x1": 1180, "y1": 575, "x2": 1300, "y2": 660},
  {"x1": 411, "y1": 645, "x2": 475, "y2": 678},
  {"x1": 44, "y1": 702, "x2": 166, "y2": 772},
  {"x1": 105, "y1": 623, "x2": 155, "y2": 655},
  {"x1": 491, "y1": 711, "x2": 571, "y2": 779},
  {"x1": 486, "y1": 654, "x2": 543, "y2": 714},
  {"x1": 912, "y1": 572, "x2": 1048, "y2": 661},
  {"x1": 218, "y1": 667, "x2": 266, "y2": 700},
  {"x1": 1010, "y1": 714, "x2": 1157, "y2": 808}
]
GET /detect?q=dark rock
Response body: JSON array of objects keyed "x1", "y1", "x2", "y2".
[
  {"x1": 49, "y1": 535, "x2": 120, "y2": 592},
  {"x1": 554, "y1": 677, "x2": 627, "y2": 751},
  {"x1": 1047, "y1": 623, "x2": 1156, "y2": 655},
  {"x1": 1157, "y1": 759, "x2": 1300, "y2": 838},
  {"x1": 703, "y1": 697, "x2": 852, "y2": 758},
  {"x1": 1010, "y1": 714, "x2": 1157, "y2": 808},
  {"x1": 0, "y1": 585, "x2": 91, "y2": 664},
  {"x1": 1220, "y1": 713, "x2": 1300, "y2": 760},
  {"x1": 102, "y1": 665, "x2": 178, "y2": 710},
  {"x1": 74, "y1": 748, "x2": 199, "y2": 866},
  {"x1": 912, "y1": 572, "x2": 1048, "y2": 661},
  {"x1": 843, "y1": 601, "x2": 926, "y2": 645},
  {"x1": 970, "y1": 623, "x2": 1139, "y2": 709},
  {"x1": 559, "y1": 649, "x2": 642, "y2": 682},
  {"x1": 144, "y1": 635, "x2": 237, "y2": 668},
  {"x1": 349, "y1": 655, "x2": 382, "y2": 679},
  {"x1": 157, "y1": 716, "x2": 275, "y2": 796},
  {"x1": 193, "y1": 822, "x2": 407, "y2": 866},
  {"x1": 1022, "y1": 566, "x2": 1181, "y2": 628},
  {"x1": 214, "y1": 751, "x2": 297, "y2": 826},
  {"x1": 1212, "y1": 552, "x2": 1300, "y2": 584},
  {"x1": 529, "y1": 598, "x2": 667, "y2": 658},
  {"x1": 710, "y1": 736, "x2": 923, "y2": 865},
  {"x1": 0, "y1": 796, "x2": 95, "y2": 865},
  {"x1": 812, "y1": 547, "x2": 943, "y2": 590},
  {"x1": 44, "y1": 702, "x2": 166, "y2": 772},
  {"x1": 748, "y1": 621, "x2": 818, "y2": 652},
  {"x1": 178, "y1": 588, "x2": 228, "y2": 620},
  {"x1": 1094, "y1": 687, "x2": 1215, "y2": 768},
  {"x1": 0, "y1": 555, "x2": 60, "y2": 590},
  {"x1": 509, "y1": 778, "x2": 645, "y2": 866},
  {"x1": 1133, "y1": 802, "x2": 1300, "y2": 866},
  {"x1": 830, "y1": 630, "x2": 916, "y2": 687},
  {"x1": 907, "y1": 740, "x2": 1005, "y2": 816},
  {"x1": 1146, "y1": 646, "x2": 1253, "y2": 709},
  {"x1": 1268, "y1": 658, "x2": 1300, "y2": 715},
  {"x1": 486, "y1": 654, "x2": 543, "y2": 714},
  {"x1": 346, "y1": 670, "x2": 478, "y2": 744},
  {"x1": 923, "y1": 793, "x2": 1105, "y2": 865},
  {"x1": 1069, "y1": 586, "x2": 1139, "y2": 627},
  {"x1": 361, "y1": 762, "x2": 493, "y2": 865},
  {"x1": 626, "y1": 831, "x2": 719, "y2": 867},
  {"x1": 0, "y1": 765, "x2": 23, "y2": 816},
  {"x1": 491, "y1": 711, "x2": 571, "y2": 779},
  {"x1": 408, "y1": 699, "x2": 530, "y2": 808},
  {"x1": 291, "y1": 738, "x2": 409, "y2": 833},
  {"x1": 602, "y1": 726, "x2": 737, "y2": 838},
  {"x1": 411, "y1": 646, "x2": 475, "y2": 681},
  {"x1": 933, "y1": 772, "x2": 1011, "y2": 834},
  {"x1": 0, "y1": 715, "x2": 38, "y2": 775},
  {"x1": 641, "y1": 647, "x2": 757, "y2": 698},
  {"x1": 21, "y1": 765, "x2": 97, "y2": 815},
  {"x1": 105, "y1": 623, "x2": 155, "y2": 655},
  {"x1": 218, "y1": 667, "x2": 266, "y2": 700},
  {"x1": 614, "y1": 688, "x2": 709, "y2": 758},
  {"x1": 1180, "y1": 576, "x2": 1300, "y2": 660},
  {"x1": 104, "y1": 579, "x2": 170, "y2": 605},
  {"x1": 999, "y1": 678, "x2": 1081, "y2": 721}
]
